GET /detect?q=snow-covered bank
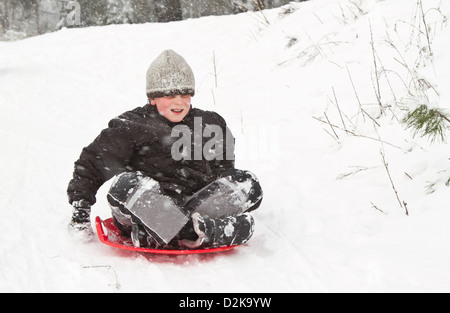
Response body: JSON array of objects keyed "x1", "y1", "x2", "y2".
[{"x1": 1, "y1": 0, "x2": 450, "y2": 292}]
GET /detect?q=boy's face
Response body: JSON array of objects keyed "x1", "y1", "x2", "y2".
[{"x1": 150, "y1": 95, "x2": 191, "y2": 123}]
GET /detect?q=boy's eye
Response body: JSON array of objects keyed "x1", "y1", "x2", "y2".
[{"x1": 164, "y1": 95, "x2": 190, "y2": 100}]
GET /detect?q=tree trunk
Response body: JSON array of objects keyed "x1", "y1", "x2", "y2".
[
  {"x1": 0, "y1": 0, "x2": 8, "y2": 33},
  {"x1": 10, "y1": 2, "x2": 15, "y2": 30},
  {"x1": 156, "y1": 0, "x2": 183, "y2": 22},
  {"x1": 34, "y1": 0, "x2": 40, "y2": 35}
]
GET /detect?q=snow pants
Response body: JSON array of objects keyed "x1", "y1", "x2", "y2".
[{"x1": 107, "y1": 169, "x2": 263, "y2": 246}]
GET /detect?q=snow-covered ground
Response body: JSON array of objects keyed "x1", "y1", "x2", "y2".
[{"x1": 1, "y1": 0, "x2": 450, "y2": 292}]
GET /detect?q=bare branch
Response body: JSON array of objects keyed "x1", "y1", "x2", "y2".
[
  {"x1": 332, "y1": 87, "x2": 350, "y2": 134},
  {"x1": 371, "y1": 202, "x2": 386, "y2": 214},
  {"x1": 380, "y1": 150, "x2": 409, "y2": 216},
  {"x1": 324, "y1": 111, "x2": 339, "y2": 139},
  {"x1": 312, "y1": 116, "x2": 402, "y2": 149}
]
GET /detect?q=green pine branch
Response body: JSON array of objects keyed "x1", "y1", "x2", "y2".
[{"x1": 403, "y1": 104, "x2": 450, "y2": 143}]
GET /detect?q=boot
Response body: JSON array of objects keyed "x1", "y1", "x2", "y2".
[
  {"x1": 180, "y1": 213, "x2": 255, "y2": 248},
  {"x1": 131, "y1": 222, "x2": 148, "y2": 248},
  {"x1": 131, "y1": 221, "x2": 165, "y2": 249}
]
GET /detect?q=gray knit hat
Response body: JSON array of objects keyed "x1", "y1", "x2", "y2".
[{"x1": 146, "y1": 49, "x2": 195, "y2": 99}]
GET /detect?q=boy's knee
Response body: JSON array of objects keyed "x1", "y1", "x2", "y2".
[
  {"x1": 221, "y1": 169, "x2": 263, "y2": 212},
  {"x1": 108, "y1": 171, "x2": 146, "y2": 204}
]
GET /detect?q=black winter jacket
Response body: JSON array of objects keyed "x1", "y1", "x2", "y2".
[{"x1": 67, "y1": 104, "x2": 235, "y2": 206}]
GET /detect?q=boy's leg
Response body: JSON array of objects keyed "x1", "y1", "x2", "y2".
[
  {"x1": 107, "y1": 172, "x2": 189, "y2": 246},
  {"x1": 179, "y1": 212, "x2": 255, "y2": 248},
  {"x1": 178, "y1": 169, "x2": 263, "y2": 247},
  {"x1": 107, "y1": 169, "x2": 263, "y2": 248},
  {"x1": 107, "y1": 171, "x2": 145, "y2": 236},
  {"x1": 184, "y1": 169, "x2": 263, "y2": 218}
]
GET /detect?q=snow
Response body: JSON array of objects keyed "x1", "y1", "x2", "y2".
[{"x1": 1, "y1": 0, "x2": 450, "y2": 292}]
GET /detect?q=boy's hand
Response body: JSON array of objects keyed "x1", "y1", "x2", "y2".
[{"x1": 68, "y1": 200, "x2": 94, "y2": 242}]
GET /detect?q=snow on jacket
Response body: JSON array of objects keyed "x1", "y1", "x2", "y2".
[{"x1": 67, "y1": 104, "x2": 235, "y2": 206}]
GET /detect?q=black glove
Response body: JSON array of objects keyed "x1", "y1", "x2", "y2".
[{"x1": 68, "y1": 200, "x2": 94, "y2": 241}]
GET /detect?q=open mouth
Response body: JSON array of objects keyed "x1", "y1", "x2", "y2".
[{"x1": 171, "y1": 109, "x2": 184, "y2": 113}]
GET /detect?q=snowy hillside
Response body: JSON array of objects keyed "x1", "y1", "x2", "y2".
[{"x1": 1, "y1": 0, "x2": 450, "y2": 292}]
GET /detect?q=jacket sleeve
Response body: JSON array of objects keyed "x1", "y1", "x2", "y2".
[{"x1": 67, "y1": 117, "x2": 136, "y2": 205}]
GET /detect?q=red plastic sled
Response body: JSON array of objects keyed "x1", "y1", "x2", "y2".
[{"x1": 95, "y1": 216, "x2": 239, "y2": 255}]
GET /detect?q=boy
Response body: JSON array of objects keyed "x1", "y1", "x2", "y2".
[{"x1": 67, "y1": 50, "x2": 263, "y2": 249}]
